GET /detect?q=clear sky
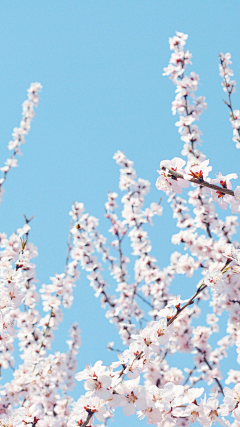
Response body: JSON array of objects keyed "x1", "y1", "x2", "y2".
[{"x1": 1, "y1": 2, "x2": 240, "y2": 425}]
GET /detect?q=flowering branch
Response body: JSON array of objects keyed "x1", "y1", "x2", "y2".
[
  {"x1": 219, "y1": 53, "x2": 240, "y2": 149},
  {"x1": 2, "y1": 31, "x2": 240, "y2": 427},
  {"x1": 167, "y1": 284, "x2": 207, "y2": 327},
  {"x1": 196, "y1": 347, "x2": 224, "y2": 396},
  {"x1": 0, "y1": 83, "x2": 42, "y2": 205},
  {"x1": 161, "y1": 166, "x2": 234, "y2": 196}
]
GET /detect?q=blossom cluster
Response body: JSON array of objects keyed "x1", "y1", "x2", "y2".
[
  {"x1": 2, "y1": 31, "x2": 240, "y2": 427},
  {"x1": 219, "y1": 52, "x2": 240, "y2": 149},
  {"x1": 0, "y1": 82, "x2": 42, "y2": 205},
  {"x1": 156, "y1": 156, "x2": 240, "y2": 212}
]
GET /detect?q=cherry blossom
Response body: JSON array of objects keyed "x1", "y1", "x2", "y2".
[
  {"x1": 184, "y1": 159, "x2": 212, "y2": 181},
  {"x1": 1, "y1": 31, "x2": 240, "y2": 427},
  {"x1": 156, "y1": 157, "x2": 190, "y2": 194},
  {"x1": 0, "y1": 83, "x2": 42, "y2": 205},
  {"x1": 219, "y1": 52, "x2": 240, "y2": 149}
]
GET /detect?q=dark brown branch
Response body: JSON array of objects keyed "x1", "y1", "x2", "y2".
[
  {"x1": 167, "y1": 284, "x2": 207, "y2": 327},
  {"x1": 80, "y1": 410, "x2": 94, "y2": 427},
  {"x1": 161, "y1": 167, "x2": 234, "y2": 197}
]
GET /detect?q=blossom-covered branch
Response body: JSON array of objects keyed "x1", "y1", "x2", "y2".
[
  {"x1": 219, "y1": 53, "x2": 240, "y2": 149},
  {"x1": 0, "y1": 82, "x2": 42, "y2": 205},
  {"x1": 2, "y1": 31, "x2": 240, "y2": 427}
]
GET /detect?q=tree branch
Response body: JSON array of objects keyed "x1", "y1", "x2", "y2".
[{"x1": 161, "y1": 166, "x2": 234, "y2": 196}]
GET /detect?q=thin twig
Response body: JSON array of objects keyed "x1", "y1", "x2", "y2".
[
  {"x1": 198, "y1": 194, "x2": 212, "y2": 238},
  {"x1": 183, "y1": 366, "x2": 197, "y2": 386},
  {"x1": 167, "y1": 284, "x2": 207, "y2": 327},
  {"x1": 136, "y1": 292, "x2": 153, "y2": 308},
  {"x1": 196, "y1": 347, "x2": 224, "y2": 396},
  {"x1": 167, "y1": 258, "x2": 232, "y2": 327}
]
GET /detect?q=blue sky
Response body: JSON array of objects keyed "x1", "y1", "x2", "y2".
[{"x1": 1, "y1": 1, "x2": 240, "y2": 425}]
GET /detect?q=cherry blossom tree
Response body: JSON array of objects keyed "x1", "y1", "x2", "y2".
[{"x1": 1, "y1": 31, "x2": 240, "y2": 426}]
